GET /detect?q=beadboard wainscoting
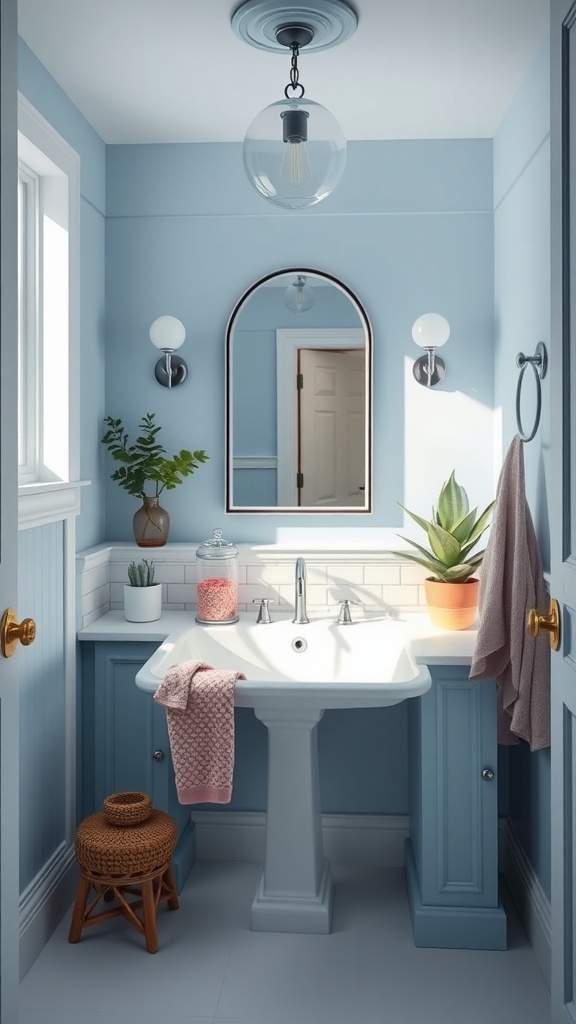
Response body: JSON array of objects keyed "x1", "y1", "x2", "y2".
[
  {"x1": 19, "y1": 517, "x2": 80, "y2": 978},
  {"x1": 76, "y1": 542, "x2": 429, "y2": 630}
]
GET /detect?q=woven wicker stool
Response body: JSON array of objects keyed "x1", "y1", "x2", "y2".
[{"x1": 68, "y1": 795, "x2": 179, "y2": 954}]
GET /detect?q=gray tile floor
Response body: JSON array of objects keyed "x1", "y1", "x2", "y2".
[{"x1": 19, "y1": 861, "x2": 551, "y2": 1024}]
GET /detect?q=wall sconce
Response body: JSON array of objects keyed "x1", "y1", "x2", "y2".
[
  {"x1": 411, "y1": 313, "x2": 450, "y2": 387},
  {"x1": 284, "y1": 275, "x2": 315, "y2": 313},
  {"x1": 149, "y1": 315, "x2": 188, "y2": 388}
]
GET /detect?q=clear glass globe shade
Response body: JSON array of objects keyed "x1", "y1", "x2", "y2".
[
  {"x1": 149, "y1": 315, "x2": 186, "y2": 351},
  {"x1": 243, "y1": 97, "x2": 346, "y2": 211},
  {"x1": 411, "y1": 313, "x2": 450, "y2": 349},
  {"x1": 284, "y1": 276, "x2": 315, "y2": 313}
]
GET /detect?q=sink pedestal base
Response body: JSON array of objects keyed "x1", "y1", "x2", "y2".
[
  {"x1": 252, "y1": 706, "x2": 332, "y2": 934},
  {"x1": 251, "y1": 858, "x2": 332, "y2": 933}
]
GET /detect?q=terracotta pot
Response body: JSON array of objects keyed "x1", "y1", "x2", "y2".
[
  {"x1": 133, "y1": 496, "x2": 170, "y2": 547},
  {"x1": 424, "y1": 577, "x2": 479, "y2": 630}
]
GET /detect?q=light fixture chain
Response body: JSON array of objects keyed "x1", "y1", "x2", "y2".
[{"x1": 284, "y1": 43, "x2": 305, "y2": 99}]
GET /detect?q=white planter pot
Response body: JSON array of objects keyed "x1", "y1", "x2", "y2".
[{"x1": 123, "y1": 583, "x2": 163, "y2": 622}]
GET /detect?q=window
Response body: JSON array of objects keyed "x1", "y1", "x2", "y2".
[{"x1": 17, "y1": 95, "x2": 81, "y2": 524}]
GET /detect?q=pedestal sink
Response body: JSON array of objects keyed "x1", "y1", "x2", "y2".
[{"x1": 136, "y1": 614, "x2": 431, "y2": 933}]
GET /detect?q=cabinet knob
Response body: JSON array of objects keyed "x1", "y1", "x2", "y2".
[
  {"x1": 152, "y1": 749, "x2": 165, "y2": 762},
  {"x1": 481, "y1": 767, "x2": 495, "y2": 781}
]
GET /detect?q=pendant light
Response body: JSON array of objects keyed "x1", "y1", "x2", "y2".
[
  {"x1": 232, "y1": 0, "x2": 357, "y2": 210},
  {"x1": 284, "y1": 274, "x2": 315, "y2": 313}
]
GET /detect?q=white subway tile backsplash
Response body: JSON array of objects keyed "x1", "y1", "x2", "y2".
[
  {"x1": 400, "y1": 564, "x2": 428, "y2": 586},
  {"x1": 327, "y1": 564, "x2": 365, "y2": 585},
  {"x1": 382, "y1": 585, "x2": 420, "y2": 607},
  {"x1": 77, "y1": 545, "x2": 424, "y2": 629},
  {"x1": 166, "y1": 583, "x2": 195, "y2": 604},
  {"x1": 365, "y1": 564, "x2": 400, "y2": 585},
  {"x1": 81, "y1": 564, "x2": 109, "y2": 596}
]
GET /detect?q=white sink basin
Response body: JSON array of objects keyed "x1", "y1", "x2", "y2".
[{"x1": 136, "y1": 613, "x2": 431, "y2": 709}]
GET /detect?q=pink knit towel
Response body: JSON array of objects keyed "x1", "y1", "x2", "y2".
[
  {"x1": 153, "y1": 660, "x2": 245, "y2": 804},
  {"x1": 469, "y1": 436, "x2": 550, "y2": 750}
]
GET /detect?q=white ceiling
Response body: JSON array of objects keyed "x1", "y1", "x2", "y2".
[{"x1": 17, "y1": 0, "x2": 549, "y2": 145}]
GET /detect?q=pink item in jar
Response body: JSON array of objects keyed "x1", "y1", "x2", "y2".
[{"x1": 197, "y1": 577, "x2": 237, "y2": 621}]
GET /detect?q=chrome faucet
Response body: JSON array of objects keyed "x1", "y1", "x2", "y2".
[{"x1": 293, "y1": 557, "x2": 310, "y2": 624}]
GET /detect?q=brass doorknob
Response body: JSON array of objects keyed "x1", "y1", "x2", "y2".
[
  {"x1": 1, "y1": 608, "x2": 36, "y2": 659},
  {"x1": 527, "y1": 598, "x2": 560, "y2": 651}
]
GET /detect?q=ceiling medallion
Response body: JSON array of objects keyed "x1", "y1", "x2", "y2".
[{"x1": 231, "y1": 0, "x2": 358, "y2": 54}]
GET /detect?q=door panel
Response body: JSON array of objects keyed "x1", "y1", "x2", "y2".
[
  {"x1": 299, "y1": 349, "x2": 366, "y2": 507},
  {"x1": 0, "y1": 0, "x2": 22, "y2": 1019},
  {"x1": 551, "y1": 2, "x2": 576, "y2": 1019}
]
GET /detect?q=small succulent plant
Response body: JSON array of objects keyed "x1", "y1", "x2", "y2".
[
  {"x1": 127, "y1": 559, "x2": 157, "y2": 587},
  {"x1": 393, "y1": 471, "x2": 494, "y2": 583}
]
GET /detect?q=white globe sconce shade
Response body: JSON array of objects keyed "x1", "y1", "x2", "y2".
[
  {"x1": 411, "y1": 313, "x2": 451, "y2": 387},
  {"x1": 243, "y1": 97, "x2": 346, "y2": 210},
  {"x1": 149, "y1": 315, "x2": 188, "y2": 388}
]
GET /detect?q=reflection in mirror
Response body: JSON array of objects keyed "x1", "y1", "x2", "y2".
[{"x1": 225, "y1": 269, "x2": 372, "y2": 513}]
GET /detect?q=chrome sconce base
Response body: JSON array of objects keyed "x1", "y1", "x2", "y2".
[
  {"x1": 412, "y1": 353, "x2": 445, "y2": 388},
  {"x1": 154, "y1": 353, "x2": 188, "y2": 388}
]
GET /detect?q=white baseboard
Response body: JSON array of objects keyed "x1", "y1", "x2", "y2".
[
  {"x1": 19, "y1": 843, "x2": 78, "y2": 980},
  {"x1": 499, "y1": 818, "x2": 551, "y2": 990},
  {"x1": 190, "y1": 811, "x2": 409, "y2": 867}
]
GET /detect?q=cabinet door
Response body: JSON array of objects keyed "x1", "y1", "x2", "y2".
[
  {"x1": 406, "y1": 665, "x2": 506, "y2": 949},
  {"x1": 409, "y1": 666, "x2": 499, "y2": 908},
  {"x1": 93, "y1": 642, "x2": 158, "y2": 808}
]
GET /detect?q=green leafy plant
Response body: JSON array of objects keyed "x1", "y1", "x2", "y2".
[
  {"x1": 100, "y1": 412, "x2": 208, "y2": 500},
  {"x1": 127, "y1": 559, "x2": 156, "y2": 587},
  {"x1": 393, "y1": 471, "x2": 494, "y2": 583}
]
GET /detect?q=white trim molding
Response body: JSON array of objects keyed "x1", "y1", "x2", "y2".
[{"x1": 190, "y1": 810, "x2": 409, "y2": 867}]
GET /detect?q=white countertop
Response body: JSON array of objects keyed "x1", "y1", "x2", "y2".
[{"x1": 78, "y1": 609, "x2": 478, "y2": 667}]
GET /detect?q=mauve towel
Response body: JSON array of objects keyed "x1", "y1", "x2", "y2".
[
  {"x1": 469, "y1": 435, "x2": 550, "y2": 750},
  {"x1": 153, "y1": 660, "x2": 245, "y2": 804}
]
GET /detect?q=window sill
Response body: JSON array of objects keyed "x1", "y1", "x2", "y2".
[{"x1": 18, "y1": 480, "x2": 91, "y2": 529}]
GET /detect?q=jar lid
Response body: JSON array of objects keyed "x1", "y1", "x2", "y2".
[{"x1": 196, "y1": 528, "x2": 238, "y2": 560}]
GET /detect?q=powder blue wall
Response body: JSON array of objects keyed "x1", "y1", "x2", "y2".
[
  {"x1": 18, "y1": 35, "x2": 552, "y2": 893},
  {"x1": 18, "y1": 40, "x2": 107, "y2": 551},
  {"x1": 493, "y1": 39, "x2": 551, "y2": 900},
  {"x1": 104, "y1": 138, "x2": 495, "y2": 543}
]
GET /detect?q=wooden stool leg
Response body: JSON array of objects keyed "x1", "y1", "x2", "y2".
[
  {"x1": 141, "y1": 879, "x2": 159, "y2": 953},
  {"x1": 68, "y1": 873, "x2": 92, "y2": 943},
  {"x1": 164, "y1": 863, "x2": 179, "y2": 911}
]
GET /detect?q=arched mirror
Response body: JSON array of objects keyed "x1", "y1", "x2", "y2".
[{"x1": 225, "y1": 268, "x2": 372, "y2": 513}]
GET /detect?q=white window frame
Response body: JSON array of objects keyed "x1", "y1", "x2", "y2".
[{"x1": 17, "y1": 94, "x2": 84, "y2": 527}]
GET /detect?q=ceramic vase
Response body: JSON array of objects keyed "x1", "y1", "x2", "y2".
[
  {"x1": 123, "y1": 583, "x2": 163, "y2": 622},
  {"x1": 133, "y1": 496, "x2": 170, "y2": 547},
  {"x1": 424, "y1": 577, "x2": 479, "y2": 630}
]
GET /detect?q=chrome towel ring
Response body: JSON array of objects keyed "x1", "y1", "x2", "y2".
[{"x1": 515, "y1": 342, "x2": 548, "y2": 442}]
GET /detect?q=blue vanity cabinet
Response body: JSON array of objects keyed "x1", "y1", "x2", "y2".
[
  {"x1": 80, "y1": 641, "x2": 195, "y2": 889},
  {"x1": 406, "y1": 665, "x2": 507, "y2": 950}
]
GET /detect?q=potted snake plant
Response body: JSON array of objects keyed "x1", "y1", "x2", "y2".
[
  {"x1": 392, "y1": 471, "x2": 494, "y2": 629},
  {"x1": 123, "y1": 559, "x2": 163, "y2": 622}
]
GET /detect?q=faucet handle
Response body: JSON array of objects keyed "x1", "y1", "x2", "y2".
[
  {"x1": 253, "y1": 598, "x2": 275, "y2": 624},
  {"x1": 335, "y1": 598, "x2": 360, "y2": 625}
]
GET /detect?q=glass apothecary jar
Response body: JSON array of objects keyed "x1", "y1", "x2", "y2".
[{"x1": 195, "y1": 528, "x2": 239, "y2": 624}]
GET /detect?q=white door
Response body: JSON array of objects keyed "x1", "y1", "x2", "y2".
[
  {"x1": 298, "y1": 349, "x2": 366, "y2": 507},
  {"x1": 0, "y1": 0, "x2": 24, "y2": 1019},
  {"x1": 551, "y1": 2, "x2": 576, "y2": 1020}
]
